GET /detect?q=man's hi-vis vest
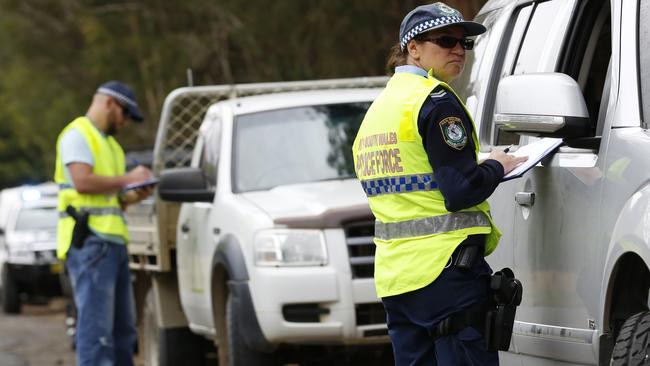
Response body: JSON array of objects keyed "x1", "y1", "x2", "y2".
[
  {"x1": 54, "y1": 117, "x2": 128, "y2": 259},
  {"x1": 352, "y1": 71, "x2": 502, "y2": 297}
]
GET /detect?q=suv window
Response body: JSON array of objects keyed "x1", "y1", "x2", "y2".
[
  {"x1": 512, "y1": 1, "x2": 578, "y2": 75},
  {"x1": 640, "y1": 1, "x2": 650, "y2": 125},
  {"x1": 14, "y1": 207, "x2": 58, "y2": 231},
  {"x1": 492, "y1": 4, "x2": 534, "y2": 146},
  {"x1": 493, "y1": 0, "x2": 609, "y2": 145}
]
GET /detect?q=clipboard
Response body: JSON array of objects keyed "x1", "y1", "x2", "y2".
[
  {"x1": 122, "y1": 178, "x2": 160, "y2": 192},
  {"x1": 502, "y1": 138, "x2": 563, "y2": 181}
]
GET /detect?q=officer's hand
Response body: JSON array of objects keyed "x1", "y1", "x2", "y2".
[
  {"x1": 125, "y1": 165, "x2": 153, "y2": 184},
  {"x1": 120, "y1": 186, "x2": 155, "y2": 207},
  {"x1": 487, "y1": 150, "x2": 528, "y2": 175}
]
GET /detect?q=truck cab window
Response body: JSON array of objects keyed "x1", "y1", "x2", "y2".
[
  {"x1": 198, "y1": 110, "x2": 222, "y2": 187},
  {"x1": 232, "y1": 102, "x2": 369, "y2": 192}
]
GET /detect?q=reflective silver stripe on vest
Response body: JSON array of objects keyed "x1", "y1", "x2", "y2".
[
  {"x1": 58, "y1": 207, "x2": 124, "y2": 219},
  {"x1": 361, "y1": 173, "x2": 438, "y2": 197},
  {"x1": 375, "y1": 211, "x2": 490, "y2": 240},
  {"x1": 58, "y1": 183, "x2": 74, "y2": 190}
]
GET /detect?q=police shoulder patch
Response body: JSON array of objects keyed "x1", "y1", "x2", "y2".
[{"x1": 438, "y1": 116, "x2": 468, "y2": 150}]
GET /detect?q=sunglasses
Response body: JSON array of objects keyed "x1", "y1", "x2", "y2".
[{"x1": 419, "y1": 35, "x2": 475, "y2": 50}]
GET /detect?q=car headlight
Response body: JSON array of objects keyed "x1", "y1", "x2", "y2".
[{"x1": 254, "y1": 229, "x2": 327, "y2": 267}]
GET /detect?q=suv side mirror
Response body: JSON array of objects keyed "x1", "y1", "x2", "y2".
[
  {"x1": 494, "y1": 73, "x2": 590, "y2": 138},
  {"x1": 158, "y1": 167, "x2": 215, "y2": 203}
]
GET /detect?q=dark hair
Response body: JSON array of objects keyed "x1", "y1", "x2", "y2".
[{"x1": 386, "y1": 43, "x2": 409, "y2": 74}]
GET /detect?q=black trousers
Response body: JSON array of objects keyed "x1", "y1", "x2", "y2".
[{"x1": 381, "y1": 238, "x2": 499, "y2": 365}]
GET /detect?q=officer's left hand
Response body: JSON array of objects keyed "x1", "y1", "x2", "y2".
[{"x1": 487, "y1": 150, "x2": 528, "y2": 175}]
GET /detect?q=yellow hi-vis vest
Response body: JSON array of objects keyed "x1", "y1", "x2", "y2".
[
  {"x1": 54, "y1": 117, "x2": 128, "y2": 259},
  {"x1": 352, "y1": 71, "x2": 502, "y2": 297}
]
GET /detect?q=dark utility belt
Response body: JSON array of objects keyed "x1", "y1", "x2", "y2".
[{"x1": 431, "y1": 267, "x2": 523, "y2": 352}]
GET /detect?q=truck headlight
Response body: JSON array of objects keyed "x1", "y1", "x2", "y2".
[
  {"x1": 254, "y1": 229, "x2": 327, "y2": 267},
  {"x1": 8, "y1": 249, "x2": 35, "y2": 264}
]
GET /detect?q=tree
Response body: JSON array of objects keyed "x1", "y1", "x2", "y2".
[{"x1": 0, "y1": 0, "x2": 487, "y2": 188}]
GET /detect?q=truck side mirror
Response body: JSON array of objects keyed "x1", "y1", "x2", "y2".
[
  {"x1": 158, "y1": 168, "x2": 215, "y2": 203},
  {"x1": 494, "y1": 73, "x2": 591, "y2": 138}
]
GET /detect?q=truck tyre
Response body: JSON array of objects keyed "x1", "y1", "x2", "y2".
[
  {"x1": 1, "y1": 265, "x2": 21, "y2": 314},
  {"x1": 143, "y1": 289, "x2": 207, "y2": 366},
  {"x1": 611, "y1": 311, "x2": 650, "y2": 365},
  {"x1": 226, "y1": 294, "x2": 274, "y2": 366}
]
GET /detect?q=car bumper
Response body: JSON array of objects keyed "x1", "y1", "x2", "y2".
[{"x1": 5, "y1": 262, "x2": 63, "y2": 296}]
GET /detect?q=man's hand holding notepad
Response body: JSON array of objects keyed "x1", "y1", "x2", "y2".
[{"x1": 122, "y1": 177, "x2": 160, "y2": 192}]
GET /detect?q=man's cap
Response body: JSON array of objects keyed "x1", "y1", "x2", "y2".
[
  {"x1": 399, "y1": 2, "x2": 487, "y2": 51},
  {"x1": 96, "y1": 80, "x2": 144, "y2": 122}
]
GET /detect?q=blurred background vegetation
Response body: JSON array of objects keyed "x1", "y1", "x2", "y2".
[{"x1": 0, "y1": 0, "x2": 487, "y2": 188}]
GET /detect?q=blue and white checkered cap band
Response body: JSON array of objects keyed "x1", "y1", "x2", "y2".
[
  {"x1": 97, "y1": 87, "x2": 137, "y2": 108},
  {"x1": 400, "y1": 16, "x2": 463, "y2": 50},
  {"x1": 360, "y1": 173, "x2": 438, "y2": 197}
]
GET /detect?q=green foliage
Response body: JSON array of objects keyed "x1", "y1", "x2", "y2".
[{"x1": 0, "y1": 0, "x2": 486, "y2": 188}]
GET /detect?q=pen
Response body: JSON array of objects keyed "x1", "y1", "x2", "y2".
[
  {"x1": 503, "y1": 144, "x2": 514, "y2": 153},
  {"x1": 130, "y1": 157, "x2": 140, "y2": 166}
]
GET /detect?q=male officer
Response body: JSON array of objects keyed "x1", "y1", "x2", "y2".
[
  {"x1": 353, "y1": 3, "x2": 527, "y2": 365},
  {"x1": 54, "y1": 81, "x2": 154, "y2": 366}
]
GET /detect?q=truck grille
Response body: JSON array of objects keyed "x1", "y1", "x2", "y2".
[
  {"x1": 356, "y1": 303, "x2": 386, "y2": 326},
  {"x1": 344, "y1": 220, "x2": 375, "y2": 278}
]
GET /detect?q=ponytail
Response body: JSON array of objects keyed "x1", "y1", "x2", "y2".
[{"x1": 386, "y1": 43, "x2": 408, "y2": 75}]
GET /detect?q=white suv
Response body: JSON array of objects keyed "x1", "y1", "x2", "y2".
[
  {"x1": 453, "y1": 0, "x2": 650, "y2": 364},
  {"x1": 0, "y1": 183, "x2": 62, "y2": 313}
]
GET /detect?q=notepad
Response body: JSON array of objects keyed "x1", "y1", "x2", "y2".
[
  {"x1": 122, "y1": 178, "x2": 160, "y2": 192},
  {"x1": 502, "y1": 138, "x2": 563, "y2": 181}
]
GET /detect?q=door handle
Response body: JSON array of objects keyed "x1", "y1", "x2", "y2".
[
  {"x1": 181, "y1": 223, "x2": 190, "y2": 233},
  {"x1": 515, "y1": 192, "x2": 535, "y2": 206}
]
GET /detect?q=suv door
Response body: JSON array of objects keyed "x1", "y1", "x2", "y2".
[{"x1": 457, "y1": 0, "x2": 612, "y2": 364}]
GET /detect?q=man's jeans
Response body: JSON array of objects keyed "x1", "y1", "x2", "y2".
[{"x1": 66, "y1": 236, "x2": 136, "y2": 366}]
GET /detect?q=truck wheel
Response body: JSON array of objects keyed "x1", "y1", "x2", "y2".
[
  {"x1": 226, "y1": 294, "x2": 274, "y2": 366},
  {"x1": 1, "y1": 265, "x2": 21, "y2": 314},
  {"x1": 143, "y1": 289, "x2": 207, "y2": 366},
  {"x1": 611, "y1": 311, "x2": 650, "y2": 365}
]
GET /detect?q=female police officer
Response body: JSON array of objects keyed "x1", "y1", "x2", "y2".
[{"x1": 352, "y1": 3, "x2": 527, "y2": 365}]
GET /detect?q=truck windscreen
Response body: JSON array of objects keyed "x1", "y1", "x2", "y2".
[{"x1": 233, "y1": 102, "x2": 371, "y2": 192}]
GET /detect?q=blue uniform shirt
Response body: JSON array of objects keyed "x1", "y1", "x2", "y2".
[{"x1": 395, "y1": 66, "x2": 504, "y2": 212}]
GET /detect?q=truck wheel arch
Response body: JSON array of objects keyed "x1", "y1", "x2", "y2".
[{"x1": 210, "y1": 235, "x2": 273, "y2": 355}]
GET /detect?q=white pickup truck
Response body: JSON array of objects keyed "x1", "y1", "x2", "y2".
[{"x1": 126, "y1": 77, "x2": 392, "y2": 365}]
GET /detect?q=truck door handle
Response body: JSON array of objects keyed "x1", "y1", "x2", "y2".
[
  {"x1": 515, "y1": 192, "x2": 535, "y2": 206},
  {"x1": 181, "y1": 223, "x2": 190, "y2": 233}
]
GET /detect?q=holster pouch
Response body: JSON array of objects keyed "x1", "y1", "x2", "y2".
[
  {"x1": 485, "y1": 267, "x2": 522, "y2": 351},
  {"x1": 66, "y1": 205, "x2": 90, "y2": 249}
]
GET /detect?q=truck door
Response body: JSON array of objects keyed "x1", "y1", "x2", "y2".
[{"x1": 177, "y1": 108, "x2": 222, "y2": 329}]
